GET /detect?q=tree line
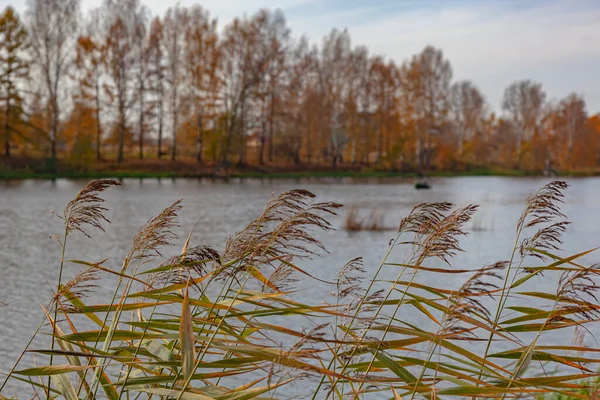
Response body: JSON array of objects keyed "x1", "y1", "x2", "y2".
[{"x1": 0, "y1": 0, "x2": 598, "y2": 173}]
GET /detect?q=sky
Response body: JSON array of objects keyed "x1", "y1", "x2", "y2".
[{"x1": 7, "y1": 0, "x2": 600, "y2": 113}]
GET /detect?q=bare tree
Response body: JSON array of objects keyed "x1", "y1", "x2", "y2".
[
  {"x1": 134, "y1": 15, "x2": 150, "y2": 159},
  {"x1": 219, "y1": 12, "x2": 272, "y2": 164},
  {"x1": 502, "y1": 79, "x2": 546, "y2": 166},
  {"x1": 147, "y1": 16, "x2": 166, "y2": 158},
  {"x1": 163, "y1": 6, "x2": 189, "y2": 161},
  {"x1": 370, "y1": 57, "x2": 397, "y2": 164},
  {"x1": 348, "y1": 45, "x2": 370, "y2": 164},
  {"x1": 75, "y1": 10, "x2": 105, "y2": 161},
  {"x1": 404, "y1": 46, "x2": 452, "y2": 170},
  {"x1": 450, "y1": 80, "x2": 487, "y2": 155},
  {"x1": 102, "y1": 0, "x2": 147, "y2": 163},
  {"x1": 26, "y1": 0, "x2": 79, "y2": 166},
  {"x1": 251, "y1": 9, "x2": 290, "y2": 164},
  {"x1": 319, "y1": 28, "x2": 352, "y2": 166},
  {"x1": 278, "y1": 36, "x2": 316, "y2": 164},
  {"x1": 184, "y1": 5, "x2": 219, "y2": 163},
  {"x1": 557, "y1": 93, "x2": 587, "y2": 167}
]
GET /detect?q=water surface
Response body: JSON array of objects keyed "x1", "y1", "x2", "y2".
[{"x1": 1, "y1": 176, "x2": 599, "y2": 396}]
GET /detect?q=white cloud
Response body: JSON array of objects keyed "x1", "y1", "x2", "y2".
[{"x1": 286, "y1": 1, "x2": 600, "y2": 111}]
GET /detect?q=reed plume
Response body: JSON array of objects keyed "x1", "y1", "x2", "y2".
[
  {"x1": 264, "y1": 257, "x2": 298, "y2": 293},
  {"x1": 443, "y1": 261, "x2": 506, "y2": 338},
  {"x1": 418, "y1": 204, "x2": 478, "y2": 264},
  {"x1": 130, "y1": 199, "x2": 182, "y2": 261},
  {"x1": 53, "y1": 267, "x2": 99, "y2": 305},
  {"x1": 518, "y1": 181, "x2": 570, "y2": 261},
  {"x1": 556, "y1": 265, "x2": 600, "y2": 322},
  {"x1": 62, "y1": 179, "x2": 120, "y2": 239},
  {"x1": 148, "y1": 244, "x2": 221, "y2": 288},
  {"x1": 222, "y1": 189, "x2": 342, "y2": 273},
  {"x1": 517, "y1": 181, "x2": 569, "y2": 230}
]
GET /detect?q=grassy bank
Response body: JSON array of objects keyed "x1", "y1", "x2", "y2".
[
  {"x1": 0, "y1": 156, "x2": 566, "y2": 180},
  {"x1": 0, "y1": 166, "x2": 543, "y2": 180},
  {"x1": 1, "y1": 179, "x2": 599, "y2": 399}
]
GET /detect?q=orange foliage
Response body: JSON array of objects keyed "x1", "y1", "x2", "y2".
[{"x1": 3, "y1": 3, "x2": 600, "y2": 174}]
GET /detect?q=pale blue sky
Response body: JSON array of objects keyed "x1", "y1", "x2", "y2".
[{"x1": 7, "y1": 0, "x2": 600, "y2": 113}]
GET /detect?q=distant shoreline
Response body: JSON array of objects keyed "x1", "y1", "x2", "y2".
[{"x1": 2, "y1": 168, "x2": 596, "y2": 181}]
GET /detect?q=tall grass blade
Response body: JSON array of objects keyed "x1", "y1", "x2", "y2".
[{"x1": 180, "y1": 284, "x2": 196, "y2": 381}]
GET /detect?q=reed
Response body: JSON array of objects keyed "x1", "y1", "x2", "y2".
[
  {"x1": 344, "y1": 206, "x2": 391, "y2": 231},
  {"x1": 1, "y1": 180, "x2": 599, "y2": 399}
]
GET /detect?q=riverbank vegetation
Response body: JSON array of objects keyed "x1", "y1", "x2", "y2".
[
  {"x1": 1, "y1": 1, "x2": 600, "y2": 178},
  {"x1": 1, "y1": 179, "x2": 599, "y2": 399}
]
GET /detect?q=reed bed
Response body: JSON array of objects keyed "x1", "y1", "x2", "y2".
[
  {"x1": 344, "y1": 206, "x2": 391, "y2": 231},
  {"x1": 1, "y1": 180, "x2": 599, "y2": 399}
]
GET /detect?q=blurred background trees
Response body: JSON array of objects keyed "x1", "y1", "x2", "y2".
[{"x1": 1, "y1": 0, "x2": 599, "y2": 173}]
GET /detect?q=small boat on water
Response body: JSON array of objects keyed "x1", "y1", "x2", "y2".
[
  {"x1": 414, "y1": 170, "x2": 431, "y2": 189},
  {"x1": 414, "y1": 181, "x2": 431, "y2": 190}
]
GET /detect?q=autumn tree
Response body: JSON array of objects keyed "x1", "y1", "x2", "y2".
[
  {"x1": 250, "y1": 9, "x2": 290, "y2": 164},
  {"x1": 184, "y1": 5, "x2": 219, "y2": 163},
  {"x1": 370, "y1": 57, "x2": 398, "y2": 164},
  {"x1": 319, "y1": 29, "x2": 353, "y2": 167},
  {"x1": 278, "y1": 37, "x2": 317, "y2": 164},
  {"x1": 26, "y1": 0, "x2": 79, "y2": 165},
  {"x1": 554, "y1": 93, "x2": 587, "y2": 168},
  {"x1": 163, "y1": 6, "x2": 189, "y2": 161},
  {"x1": 147, "y1": 17, "x2": 166, "y2": 158},
  {"x1": 62, "y1": 101, "x2": 97, "y2": 166},
  {"x1": 450, "y1": 80, "x2": 487, "y2": 157},
  {"x1": 219, "y1": 12, "x2": 273, "y2": 164},
  {"x1": 0, "y1": 6, "x2": 29, "y2": 157},
  {"x1": 102, "y1": 0, "x2": 147, "y2": 163},
  {"x1": 346, "y1": 46, "x2": 370, "y2": 164},
  {"x1": 502, "y1": 79, "x2": 546, "y2": 167},
  {"x1": 403, "y1": 46, "x2": 452, "y2": 170},
  {"x1": 133, "y1": 12, "x2": 150, "y2": 159},
  {"x1": 75, "y1": 12, "x2": 105, "y2": 161}
]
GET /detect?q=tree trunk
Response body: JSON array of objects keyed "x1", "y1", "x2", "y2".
[
  {"x1": 222, "y1": 115, "x2": 234, "y2": 163},
  {"x1": 50, "y1": 95, "x2": 59, "y2": 169},
  {"x1": 268, "y1": 94, "x2": 275, "y2": 163},
  {"x1": 51, "y1": 139, "x2": 56, "y2": 164},
  {"x1": 4, "y1": 94, "x2": 10, "y2": 157},
  {"x1": 237, "y1": 101, "x2": 246, "y2": 166},
  {"x1": 294, "y1": 139, "x2": 301, "y2": 165},
  {"x1": 157, "y1": 98, "x2": 163, "y2": 158},
  {"x1": 196, "y1": 114, "x2": 203, "y2": 163},
  {"x1": 117, "y1": 119, "x2": 125, "y2": 163},
  {"x1": 50, "y1": 114, "x2": 58, "y2": 169},
  {"x1": 259, "y1": 135, "x2": 265, "y2": 165},
  {"x1": 117, "y1": 99, "x2": 125, "y2": 163},
  {"x1": 377, "y1": 118, "x2": 383, "y2": 164},
  {"x1": 305, "y1": 110, "x2": 311, "y2": 165},
  {"x1": 171, "y1": 110, "x2": 177, "y2": 161},
  {"x1": 95, "y1": 80, "x2": 102, "y2": 161},
  {"x1": 259, "y1": 108, "x2": 266, "y2": 165},
  {"x1": 294, "y1": 149, "x2": 300, "y2": 165},
  {"x1": 139, "y1": 95, "x2": 144, "y2": 160}
]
